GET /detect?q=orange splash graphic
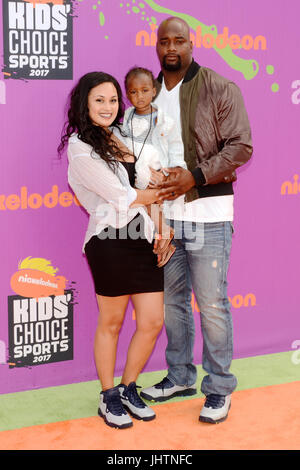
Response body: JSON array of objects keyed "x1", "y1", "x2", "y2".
[{"x1": 10, "y1": 257, "x2": 67, "y2": 298}]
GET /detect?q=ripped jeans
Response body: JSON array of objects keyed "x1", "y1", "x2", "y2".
[{"x1": 164, "y1": 220, "x2": 237, "y2": 396}]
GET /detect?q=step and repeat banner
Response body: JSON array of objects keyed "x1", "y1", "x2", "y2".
[{"x1": 0, "y1": 0, "x2": 299, "y2": 393}]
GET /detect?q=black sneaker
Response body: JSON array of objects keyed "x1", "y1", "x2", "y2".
[
  {"x1": 140, "y1": 376, "x2": 197, "y2": 402},
  {"x1": 199, "y1": 394, "x2": 231, "y2": 424},
  {"x1": 98, "y1": 386, "x2": 133, "y2": 429},
  {"x1": 118, "y1": 382, "x2": 156, "y2": 421}
]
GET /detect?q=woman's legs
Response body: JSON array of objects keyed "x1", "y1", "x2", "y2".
[
  {"x1": 95, "y1": 291, "x2": 163, "y2": 425},
  {"x1": 94, "y1": 293, "x2": 130, "y2": 391},
  {"x1": 121, "y1": 291, "x2": 164, "y2": 385}
]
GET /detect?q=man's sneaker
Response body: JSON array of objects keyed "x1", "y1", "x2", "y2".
[
  {"x1": 199, "y1": 394, "x2": 231, "y2": 424},
  {"x1": 98, "y1": 386, "x2": 133, "y2": 429},
  {"x1": 118, "y1": 382, "x2": 156, "y2": 421},
  {"x1": 140, "y1": 377, "x2": 197, "y2": 402}
]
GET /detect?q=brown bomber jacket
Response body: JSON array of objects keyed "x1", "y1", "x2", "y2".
[{"x1": 155, "y1": 60, "x2": 253, "y2": 203}]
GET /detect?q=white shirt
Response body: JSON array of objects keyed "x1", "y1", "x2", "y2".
[
  {"x1": 155, "y1": 79, "x2": 234, "y2": 222},
  {"x1": 67, "y1": 134, "x2": 155, "y2": 251}
]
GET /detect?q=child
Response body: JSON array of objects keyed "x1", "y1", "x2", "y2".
[{"x1": 113, "y1": 67, "x2": 186, "y2": 265}]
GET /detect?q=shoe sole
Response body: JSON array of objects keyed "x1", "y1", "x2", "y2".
[
  {"x1": 140, "y1": 388, "x2": 197, "y2": 402},
  {"x1": 98, "y1": 408, "x2": 133, "y2": 429},
  {"x1": 199, "y1": 403, "x2": 231, "y2": 424},
  {"x1": 122, "y1": 404, "x2": 156, "y2": 421}
]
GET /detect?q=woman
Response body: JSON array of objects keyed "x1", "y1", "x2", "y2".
[{"x1": 58, "y1": 72, "x2": 173, "y2": 429}]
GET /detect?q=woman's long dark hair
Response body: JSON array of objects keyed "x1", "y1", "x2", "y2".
[{"x1": 58, "y1": 71, "x2": 126, "y2": 169}]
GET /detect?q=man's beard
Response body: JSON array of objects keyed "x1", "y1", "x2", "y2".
[{"x1": 162, "y1": 55, "x2": 182, "y2": 71}]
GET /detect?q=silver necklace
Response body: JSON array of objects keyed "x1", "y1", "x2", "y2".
[{"x1": 130, "y1": 107, "x2": 153, "y2": 162}]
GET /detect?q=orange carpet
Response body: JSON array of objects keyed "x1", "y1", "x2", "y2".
[{"x1": 1, "y1": 381, "x2": 299, "y2": 450}]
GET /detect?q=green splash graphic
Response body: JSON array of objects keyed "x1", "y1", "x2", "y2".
[
  {"x1": 90, "y1": 0, "x2": 278, "y2": 89},
  {"x1": 91, "y1": 1, "x2": 108, "y2": 39},
  {"x1": 120, "y1": 1, "x2": 157, "y2": 25},
  {"x1": 99, "y1": 11, "x2": 105, "y2": 26},
  {"x1": 266, "y1": 65, "x2": 279, "y2": 92},
  {"x1": 141, "y1": 0, "x2": 258, "y2": 80}
]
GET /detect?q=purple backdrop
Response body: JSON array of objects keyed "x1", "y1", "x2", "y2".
[{"x1": 1, "y1": 0, "x2": 299, "y2": 394}]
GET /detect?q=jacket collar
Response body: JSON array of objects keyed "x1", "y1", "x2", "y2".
[{"x1": 156, "y1": 59, "x2": 201, "y2": 84}]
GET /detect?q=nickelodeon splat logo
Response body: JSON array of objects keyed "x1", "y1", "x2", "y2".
[
  {"x1": 281, "y1": 174, "x2": 300, "y2": 196},
  {"x1": 10, "y1": 256, "x2": 67, "y2": 299},
  {"x1": 135, "y1": 23, "x2": 267, "y2": 51}
]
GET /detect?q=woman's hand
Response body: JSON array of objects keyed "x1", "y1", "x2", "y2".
[{"x1": 130, "y1": 188, "x2": 160, "y2": 207}]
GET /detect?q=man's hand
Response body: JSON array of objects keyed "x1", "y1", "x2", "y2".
[{"x1": 156, "y1": 167, "x2": 196, "y2": 201}]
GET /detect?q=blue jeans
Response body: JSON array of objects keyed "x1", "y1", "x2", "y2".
[{"x1": 164, "y1": 220, "x2": 237, "y2": 396}]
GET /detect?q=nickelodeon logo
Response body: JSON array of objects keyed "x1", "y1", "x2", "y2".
[
  {"x1": 136, "y1": 24, "x2": 266, "y2": 51},
  {"x1": 10, "y1": 256, "x2": 67, "y2": 299},
  {"x1": 191, "y1": 292, "x2": 256, "y2": 311},
  {"x1": 132, "y1": 292, "x2": 256, "y2": 318},
  {"x1": 281, "y1": 175, "x2": 300, "y2": 195},
  {"x1": 0, "y1": 185, "x2": 81, "y2": 210}
]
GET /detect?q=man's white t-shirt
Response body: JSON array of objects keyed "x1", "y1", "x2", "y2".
[{"x1": 155, "y1": 78, "x2": 234, "y2": 223}]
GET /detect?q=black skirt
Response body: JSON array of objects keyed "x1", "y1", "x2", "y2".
[{"x1": 84, "y1": 214, "x2": 164, "y2": 297}]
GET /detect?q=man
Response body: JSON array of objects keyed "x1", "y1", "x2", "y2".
[{"x1": 140, "y1": 17, "x2": 253, "y2": 424}]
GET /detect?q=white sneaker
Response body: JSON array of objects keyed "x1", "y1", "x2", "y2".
[
  {"x1": 118, "y1": 382, "x2": 156, "y2": 421},
  {"x1": 98, "y1": 386, "x2": 133, "y2": 429},
  {"x1": 140, "y1": 377, "x2": 197, "y2": 402},
  {"x1": 199, "y1": 394, "x2": 231, "y2": 424}
]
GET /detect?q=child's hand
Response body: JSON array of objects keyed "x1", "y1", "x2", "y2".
[
  {"x1": 164, "y1": 168, "x2": 178, "y2": 182},
  {"x1": 153, "y1": 227, "x2": 175, "y2": 267},
  {"x1": 157, "y1": 244, "x2": 176, "y2": 268},
  {"x1": 154, "y1": 232, "x2": 176, "y2": 268},
  {"x1": 148, "y1": 168, "x2": 166, "y2": 188}
]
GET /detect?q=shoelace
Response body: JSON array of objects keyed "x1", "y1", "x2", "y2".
[
  {"x1": 105, "y1": 389, "x2": 126, "y2": 416},
  {"x1": 154, "y1": 377, "x2": 173, "y2": 390},
  {"x1": 204, "y1": 394, "x2": 226, "y2": 409},
  {"x1": 126, "y1": 383, "x2": 147, "y2": 409}
]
